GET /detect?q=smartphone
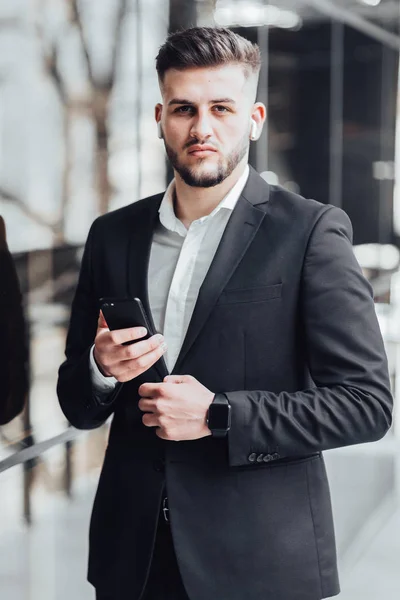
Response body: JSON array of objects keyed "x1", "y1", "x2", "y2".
[{"x1": 99, "y1": 297, "x2": 156, "y2": 345}]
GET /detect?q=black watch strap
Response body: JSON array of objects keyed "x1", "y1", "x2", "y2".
[{"x1": 212, "y1": 393, "x2": 229, "y2": 406}]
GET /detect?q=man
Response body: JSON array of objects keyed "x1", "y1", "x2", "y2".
[{"x1": 57, "y1": 27, "x2": 393, "y2": 600}]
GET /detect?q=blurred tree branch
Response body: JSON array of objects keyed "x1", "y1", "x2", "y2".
[
  {"x1": 35, "y1": 0, "x2": 72, "y2": 244},
  {"x1": 70, "y1": 0, "x2": 129, "y2": 214},
  {"x1": 32, "y1": 0, "x2": 129, "y2": 239},
  {"x1": 70, "y1": 0, "x2": 94, "y2": 84}
]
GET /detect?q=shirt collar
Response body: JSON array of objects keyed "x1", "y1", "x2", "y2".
[{"x1": 158, "y1": 164, "x2": 250, "y2": 237}]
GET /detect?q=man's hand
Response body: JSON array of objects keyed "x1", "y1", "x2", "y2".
[
  {"x1": 138, "y1": 375, "x2": 215, "y2": 441},
  {"x1": 93, "y1": 310, "x2": 167, "y2": 382}
]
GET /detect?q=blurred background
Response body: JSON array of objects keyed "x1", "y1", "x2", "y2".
[{"x1": 0, "y1": 0, "x2": 399, "y2": 598}]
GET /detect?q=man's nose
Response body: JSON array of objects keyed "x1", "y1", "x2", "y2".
[{"x1": 189, "y1": 112, "x2": 213, "y2": 140}]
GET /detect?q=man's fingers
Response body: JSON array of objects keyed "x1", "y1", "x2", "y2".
[
  {"x1": 120, "y1": 334, "x2": 166, "y2": 362},
  {"x1": 138, "y1": 398, "x2": 155, "y2": 412},
  {"x1": 139, "y1": 373, "x2": 191, "y2": 397},
  {"x1": 113, "y1": 343, "x2": 167, "y2": 382},
  {"x1": 163, "y1": 374, "x2": 188, "y2": 384},
  {"x1": 138, "y1": 382, "x2": 163, "y2": 397},
  {"x1": 95, "y1": 327, "x2": 167, "y2": 382},
  {"x1": 142, "y1": 412, "x2": 158, "y2": 427},
  {"x1": 155, "y1": 428, "x2": 167, "y2": 440},
  {"x1": 110, "y1": 326, "x2": 148, "y2": 346}
]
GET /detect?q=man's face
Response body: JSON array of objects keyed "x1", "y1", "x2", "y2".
[{"x1": 156, "y1": 64, "x2": 258, "y2": 188}]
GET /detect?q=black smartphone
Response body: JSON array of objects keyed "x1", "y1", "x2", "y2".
[{"x1": 99, "y1": 297, "x2": 156, "y2": 345}]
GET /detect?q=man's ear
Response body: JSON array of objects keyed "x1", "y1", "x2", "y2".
[
  {"x1": 250, "y1": 102, "x2": 267, "y2": 140},
  {"x1": 251, "y1": 102, "x2": 266, "y2": 128},
  {"x1": 155, "y1": 104, "x2": 163, "y2": 139},
  {"x1": 155, "y1": 103, "x2": 163, "y2": 122}
]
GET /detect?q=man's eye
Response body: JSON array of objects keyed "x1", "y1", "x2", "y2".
[
  {"x1": 213, "y1": 106, "x2": 229, "y2": 113},
  {"x1": 175, "y1": 106, "x2": 194, "y2": 114}
]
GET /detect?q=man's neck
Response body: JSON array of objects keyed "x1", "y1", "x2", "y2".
[{"x1": 173, "y1": 161, "x2": 248, "y2": 228}]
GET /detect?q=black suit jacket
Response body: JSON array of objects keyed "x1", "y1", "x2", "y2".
[
  {"x1": 57, "y1": 167, "x2": 393, "y2": 600},
  {"x1": 0, "y1": 216, "x2": 28, "y2": 425}
]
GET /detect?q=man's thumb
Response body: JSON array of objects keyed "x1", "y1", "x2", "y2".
[{"x1": 98, "y1": 310, "x2": 109, "y2": 330}]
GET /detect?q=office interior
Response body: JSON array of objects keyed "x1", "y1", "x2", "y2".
[{"x1": 0, "y1": 1, "x2": 399, "y2": 598}]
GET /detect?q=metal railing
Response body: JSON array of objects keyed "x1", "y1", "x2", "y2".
[{"x1": 0, "y1": 425, "x2": 79, "y2": 524}]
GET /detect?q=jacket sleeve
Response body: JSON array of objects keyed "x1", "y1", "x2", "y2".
[
  {"x1": 57, "y1": 220, "x2": 122, "y2": 430},
  {"x1": 0, "y1": 239, "x2": 29, "y2": 425},
  {"x1": 226, "y1": 206, "x2": 393, "y2": 467}
]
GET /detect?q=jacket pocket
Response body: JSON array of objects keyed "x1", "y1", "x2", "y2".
[{"x1": 218, "y1": 283, "x2": 282, "y2": 304}]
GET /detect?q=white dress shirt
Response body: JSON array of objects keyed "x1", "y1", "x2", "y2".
[{"x1": 89, "y1": 165, "x2": 250, "y2": 394}]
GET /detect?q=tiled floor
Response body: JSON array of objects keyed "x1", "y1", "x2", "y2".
[
  {"x1": 0, "y1": 426, "x2": 108, "y2": 600},
  {"x1": 338, "y1": 507, "x2": 400, "y2": 600},
  {"x1": 0, "y1": 471, "x2": 97, "y2": 600}
]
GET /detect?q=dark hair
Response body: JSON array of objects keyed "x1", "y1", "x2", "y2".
[{"x1": 156, "y1": 27, "x2": 261, "y2": 83}]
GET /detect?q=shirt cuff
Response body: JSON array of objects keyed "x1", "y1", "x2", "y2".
[{"x1": 89, "y1": 345, "x2": 118, "y2": 393}]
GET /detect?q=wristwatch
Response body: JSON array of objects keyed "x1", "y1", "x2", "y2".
[{"x1": 206, "y1": 393, "x2": 231, "y2": 438}]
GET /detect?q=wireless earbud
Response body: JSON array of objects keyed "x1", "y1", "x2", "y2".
[
  {"x1": 250, "y1": 119, "x2": 258, "y2": 141},
  {"x1": 157, "y1": 121, "x2": 163, "y2": 139}
]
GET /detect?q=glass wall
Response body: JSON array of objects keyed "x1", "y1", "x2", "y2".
[{"x1": 0, "y1": 2, "x2": 169, "y2": 595}]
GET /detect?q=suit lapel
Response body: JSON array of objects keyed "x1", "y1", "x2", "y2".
[
  {"x1": 127, "y1": 194, "x2": 169, "y2": 381},
  {"x1": 172, "y1": 168, "x2": 270, "y2": 374}
]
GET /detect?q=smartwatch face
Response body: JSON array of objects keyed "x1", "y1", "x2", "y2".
[{"x1": 209, "y1": 403, "x2": 230, "y2": 430}]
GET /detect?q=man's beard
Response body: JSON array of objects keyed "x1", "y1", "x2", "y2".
[{"x1": 164, "y1": 134, "x2": 249, "y2": 188}]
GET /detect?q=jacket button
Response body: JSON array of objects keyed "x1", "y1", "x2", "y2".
[
  {"x1": 248, "y1": 453, "x2": 257, "y2": 463},
  {"x1": 271, "y1": 453, "x2": 280, "y2": 460},
  {"x1": 263, "y1": 454, "x2": 272, "y2": 462},
  {"x1": 256, "y1": 453, "x2": 264, "y2": 462},
  {"x1": 153, "y1": 459, "x2": 165, "y2": 473}
]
